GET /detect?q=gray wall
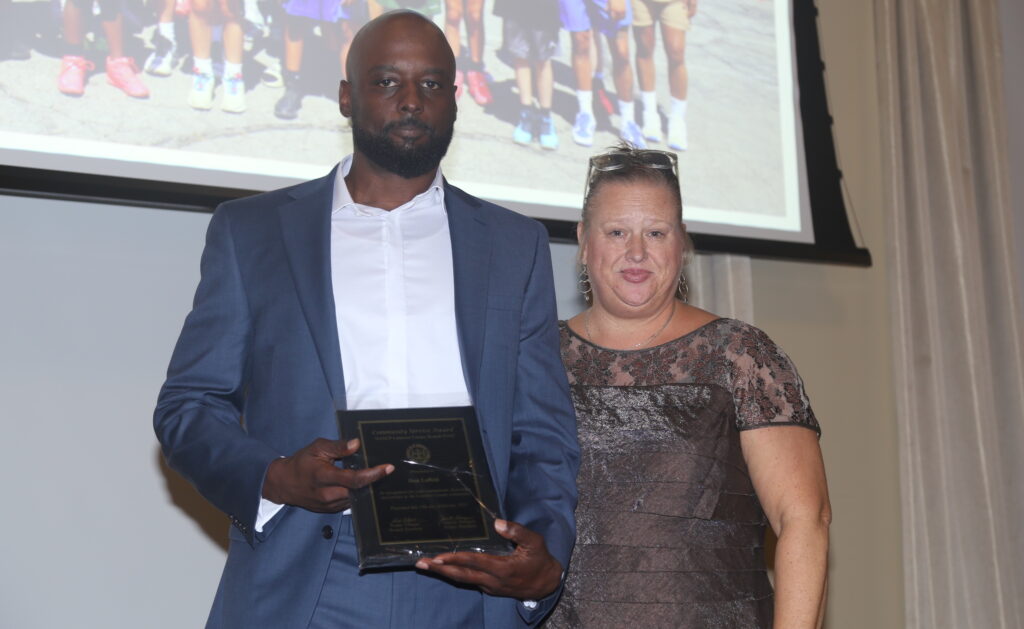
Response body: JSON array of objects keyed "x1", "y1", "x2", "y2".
[{"x1": 0, "y1": 198, "x2": 223, "y2": 627}]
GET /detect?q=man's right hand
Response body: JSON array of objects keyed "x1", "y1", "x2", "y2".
[{"x1": 261, "y1": 438, "x2": 394, "y2": 512}]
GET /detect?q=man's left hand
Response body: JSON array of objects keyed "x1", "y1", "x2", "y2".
[{"x1": 415, "y1": 519, "x2": 563, "y2": 600}]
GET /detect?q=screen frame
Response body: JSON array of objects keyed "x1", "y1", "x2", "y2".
[{"x1": 0, "y1": 0, "x2": 870, "y2": 267}]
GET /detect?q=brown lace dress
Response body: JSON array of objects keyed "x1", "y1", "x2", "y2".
[{"x1": 545, "y1": 318, "x2": 820, "y2": 629}]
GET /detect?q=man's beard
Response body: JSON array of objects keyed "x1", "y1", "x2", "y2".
[{"x1": 352, "y1": 117, "x2": 454, "y2": 179}]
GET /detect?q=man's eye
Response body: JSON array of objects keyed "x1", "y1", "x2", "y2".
[
  {"x1": 609, "y1": 230, "x2": 624, "y2": 237},
  {"x1": 423, "y1": 80, "x2": 441, "y2": 89},
  {"x1": 377, "y1": 78, "x2": 396, "y2": 87},
  {"x1": 649, "y1": 230, "x2": 665, "y2": 238}
]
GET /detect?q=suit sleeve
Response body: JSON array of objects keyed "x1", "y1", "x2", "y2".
[
  {"x1": 505, "y1": 223, "x2": 580, "y2": 624},
  {"x1": 153, "y1": 206, "x2": 281, "y2": 545}
]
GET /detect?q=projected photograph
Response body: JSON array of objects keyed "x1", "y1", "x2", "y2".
[{"x1": 0, "y1": 0, "x2": 805, "y2": 238}]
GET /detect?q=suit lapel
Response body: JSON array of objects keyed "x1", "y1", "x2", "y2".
[
  {"x1": 445, "y1": 182, "x2": 490, "y2": 401},
  {"x1": 277, "y1": 167, "x2": 346, "y2": 408}
]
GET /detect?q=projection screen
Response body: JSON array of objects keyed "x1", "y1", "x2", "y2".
[{"x1": 0, "y1": 0, "x2": 869, "y2": 263}]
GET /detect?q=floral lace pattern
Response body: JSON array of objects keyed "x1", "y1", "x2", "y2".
[
  {"x1": 559, "y1": 318, "x2": 819, "y2": 433},
  {"x1": 545, "y1": 318, "x2": 819, "y2": 628}
]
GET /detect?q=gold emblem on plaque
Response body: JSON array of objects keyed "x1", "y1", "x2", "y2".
[{"x1": 405, "y1": 443, "x2": 431, "y2": 465}]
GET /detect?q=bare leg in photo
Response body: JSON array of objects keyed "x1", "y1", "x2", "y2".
[
  {"x1": 446, "y1": 0, "x2": 491, "y2": 105},
  {"x1": 146, "y1": 0, "x2": 181, "y2": 76},
  {"x1": 189, "y1": 0, "x2": 246, "y2": 112},
  {"x1": 569, "y1": 29, "x2": 596, "y2": 146},
  {"x1": 605, "y1": 25, "x2": 642, "y2": 147},
  {"x1": 661, "y1": 20, "x2": 688, "y2": 150}
]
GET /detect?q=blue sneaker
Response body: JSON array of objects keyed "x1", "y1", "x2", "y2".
[
  {"x1": 619, "y1": 119, "x2": 648, "y2": 149},
  {"x1": 539, "y1": 114, "x2": 559, "y2": 150},
  {"x1": 572, "y1": 111, "x2": 595, "y2": 146},
  {"x1": 513, "y1": 109, "x2": 534, "y2": 145}
]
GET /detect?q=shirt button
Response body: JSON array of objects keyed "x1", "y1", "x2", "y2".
[{"x1": 322, "y1": 525, "x2": 334, "y2": 539}]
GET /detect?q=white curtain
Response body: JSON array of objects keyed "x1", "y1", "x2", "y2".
[
  {"x1": 688, "y1": 253, "x2": 755, "y2": 323},
  {"x1": 876, "y1": 0, "x2": 1024, "y2": 627}
]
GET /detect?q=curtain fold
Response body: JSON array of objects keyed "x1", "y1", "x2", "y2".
[
  {"x1": 688, "y1": 253, "x2": 755, "y2": 323},
  {"x1": 876, "y1": 0, "x2": 1024, "y2": 626}
]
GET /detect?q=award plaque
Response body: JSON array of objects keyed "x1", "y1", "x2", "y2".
[{"x1": 336, "y1": 406, "x2": 514, "y2": 570}]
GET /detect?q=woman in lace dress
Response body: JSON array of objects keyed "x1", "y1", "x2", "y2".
[{"x1": 547, "y1": 145, "x2": 831, "y2": 628}]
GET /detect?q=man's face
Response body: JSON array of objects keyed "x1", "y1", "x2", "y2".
[{"x1": 341, "y1": 16, "x2": 457, "y2": 179}]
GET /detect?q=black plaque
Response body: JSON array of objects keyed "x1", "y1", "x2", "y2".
[{"x1": 336, "y1": 406, "x2": 513, "y2": 570}]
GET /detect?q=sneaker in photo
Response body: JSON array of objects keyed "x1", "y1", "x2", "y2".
[
  {"x1": 106, "y1": 56, "x2": 149, "y2": 98},
  {"x1": 642, "y1": 112, "x2": 662, "y2": 143},
  {"x1": 466, "y1": 70, "x2": 492, "y2": 106},
  {"x1": 58, "y1": 55, "x2": 94, "y2": 96},
  {"x1": 667, "y1": 116, "x2": 688, "y2": 151},
  {"x1": 538, "y1": 114, "x2": 558, "y2": 151},
  {"x1": 221, "y1": 72, "x2": 246, "y2": 113},
  {"x1": 145, "y1": 36, "x2": 178, "y2": 76},
  {"x1": 188, "y1": 68, "x2": 215, "y2": 110},
  {"x1": 513, "y1": 108, "x2": 534, "y2": 146},
  {"x1": 620, "y1": 120, "x2": 648, "y2": 149},
  {"x1": 275, "y1": 88, "x2": 303, "y2": 120},
  {"x1": 572, "y1": 111, "x2": 596, "y2": 147}
]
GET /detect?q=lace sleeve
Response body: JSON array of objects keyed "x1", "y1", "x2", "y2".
[{"x1": 726, "y1": 323, "x2": 820, "y2": 434}]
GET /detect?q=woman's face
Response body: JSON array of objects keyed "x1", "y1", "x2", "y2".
[{"x1": 579, "y1": 180, "x2": 686, "y2": 316}]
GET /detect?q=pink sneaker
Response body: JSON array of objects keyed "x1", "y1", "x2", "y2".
[
  {"x1": 106, "y1": 56, "x2": 149, "y2": 98},
  {"x1": 58, "y1": 55, "x2": 94, "y2": 96},
  {"x1": 466, "y1": 70, "x2": 492, "y2": 106}
]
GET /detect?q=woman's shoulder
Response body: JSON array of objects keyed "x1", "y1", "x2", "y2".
[
  {"x1": 705, "y1": 320, "x2": 820, "y2": 434},
  {"x1": 692, "y1": 317, "x2": 786, "y2": 357}
]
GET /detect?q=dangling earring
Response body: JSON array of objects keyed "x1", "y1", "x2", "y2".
[
  {"x1": 678, "y1": 274, "x2": 689, "y2": 304},
  {"x1": 578, "y1": 264, "x2": 592, "y2": 298}
]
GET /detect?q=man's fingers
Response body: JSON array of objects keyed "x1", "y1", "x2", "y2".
[
  {"x1": 416, "y1": 553, "x2": 507, "y2": 591},
  {"x1": 493, "y1": 519, "x2": 541, "y2": 548},
  {"x1": 317, "y1": 462, "x2": 394, "y2": 489},
  {"x1": 340, "y1": 438, "x2": 360, "y2": 456},
  {"x1": 416, "y1": 561, "x2": 498, "y2": 590},
  {"x1": 428, "y1": 551, "x2": 505, "y2": 575},
  {"x1": 308, "y1": 437, "x2": 356, "y2": 460},
  {"x1": 346, "y1": 464, "x2": 395, "y2": 488}
]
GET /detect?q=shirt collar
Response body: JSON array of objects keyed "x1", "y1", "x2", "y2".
[{"x1": 332, "y1": 154, "x2": 445, "y2": 216}]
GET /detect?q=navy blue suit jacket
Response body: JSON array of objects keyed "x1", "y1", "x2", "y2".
[{"x1": 154, "y1": 168, "x2": 579, "y2": 628}]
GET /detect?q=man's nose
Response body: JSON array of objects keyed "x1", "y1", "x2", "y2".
[{"x1": 398, "y1": 83, "x2": 424, "y2": 114}]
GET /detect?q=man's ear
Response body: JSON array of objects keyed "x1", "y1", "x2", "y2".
[{"x1": 338, "y1": 80, "x2": 352, "y2": 118}]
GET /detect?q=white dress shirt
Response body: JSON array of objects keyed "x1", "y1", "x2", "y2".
[{"x1": 257, "y1": 156, "x2": 470, "y2": 529}]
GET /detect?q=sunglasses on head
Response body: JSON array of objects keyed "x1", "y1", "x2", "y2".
[
  {"x1": 585, "y1": 149, "x2": 679, "y2": 196},
  {"x1": 589, "y1": 149, "x2": 678, "y2": 173}
]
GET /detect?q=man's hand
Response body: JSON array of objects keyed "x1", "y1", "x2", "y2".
[
  {"x1": 688, "y1": 0, "x2": 698, "y2": 19},
  {"x1": 414, "y1": 519, "x2": 563, "y2": 600},
  {"x1": 262, "y1": 438, "x2": 394, "y2": 512}
]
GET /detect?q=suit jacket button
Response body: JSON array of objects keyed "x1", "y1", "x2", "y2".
[{"x1": 321, "y1": 525, "x2": 334, "y2": 539}]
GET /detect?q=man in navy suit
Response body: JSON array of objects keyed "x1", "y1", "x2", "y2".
[{"x1": 154, "y1": 10, "x2": 579, "y2": 628}]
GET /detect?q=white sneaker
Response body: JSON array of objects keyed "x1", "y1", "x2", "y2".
[
  {"x1": 144, "y1": 42, "x2": 177, "y2": 77},
  {"x1": 620, "y1": 120, "x2": 648, "y2": 149},
  {"x1": 221, "y1": 72, "x2": 247, "y2": 113},
  {"x1": 667, "y1": 116, "x2": 688, "y2": 151},
  {"x1": 188, "y1": 69, "x2": 215, "y2": 110},
  {"x1": 642, "y1": 113, "x2": 662, "y2": 143}
]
